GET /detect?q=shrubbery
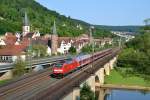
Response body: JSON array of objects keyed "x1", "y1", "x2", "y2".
[{"x1": 117, "y1": 26, "x2": 150, "y2": 79}]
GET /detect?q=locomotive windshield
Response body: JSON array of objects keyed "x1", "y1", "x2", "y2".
[
  {"x1": 65, "y1": 58, "x2": 72, "y2": 64},
  {"x1": 55, "y1": 63, "x2": 63, "y2": 68}
]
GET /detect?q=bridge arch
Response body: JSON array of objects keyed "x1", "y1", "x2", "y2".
[
  {"x1": 95, "y1": 68, "x2": 105, "y2": 86},
  {"x1": 95, "y1": 75, "x2": 100, "y2": 83}
]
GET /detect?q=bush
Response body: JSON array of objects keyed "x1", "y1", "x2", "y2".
[
  {"x1": 80, "y1": 83, "x2": 95, "y2": 100},
  {"x1": 13, "y1": 59, "x2": 26, "y2": 77},
  {"x1": 81, "y1": 45, "x2": 92, "y2": 53},
  {"x1": 117, "y1": 27, "x2": 150, "y2": 76},
  {"x1": 68, "y1": 46, "x2": 76, "y2": 54}
]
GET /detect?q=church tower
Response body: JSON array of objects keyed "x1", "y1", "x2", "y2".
[
  {"x1": 51, "y1": 20, "x2": 58, "y2": 55},
  {"x1": 22, "y1": 11, "x2": 30, "y2": 36}
]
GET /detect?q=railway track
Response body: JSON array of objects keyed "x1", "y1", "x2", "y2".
[
  {"x1": 0, "y1": 55, "x2": 72, "y2": 100},
  {"x1": 0, "y1": 72, "x2": 48, "y2": 96},
  {"x1": 0, "y1": 67, "x2": 59, "y2": 100},
  {"x1": 0, "y1": 48, "x2": 120, "y2": 100}
]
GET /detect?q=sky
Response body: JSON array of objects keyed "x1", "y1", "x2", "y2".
[{"x1": 36, "y1": 0, "x2": 150, "y2": 26}]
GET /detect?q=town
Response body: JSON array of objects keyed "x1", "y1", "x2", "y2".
[
  {"x1": 0, "y1": 12, "x2": 113, "y2": 63},
  {"x1": 0, "y1": 0, "x2": 150, "y2": 100}
]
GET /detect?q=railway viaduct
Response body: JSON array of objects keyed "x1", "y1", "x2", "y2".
[
  {"x1": 63, "y1": 55, "x2": 117, "y2": 100},
  {"x1": 28, "y1": 48, "x2": 120, "y2": 100}
]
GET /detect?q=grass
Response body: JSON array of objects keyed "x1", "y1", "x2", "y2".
[
  {"x1": 105, "y1": 69, "x2": 150, "y2": 87},
  {"x1": 0, "y1": 80, "x2": 9, "y2": 85}
]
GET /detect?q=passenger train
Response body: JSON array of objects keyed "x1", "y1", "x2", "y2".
[{"x1": 52, "y1": 49, "x2": 112, "y2": 77}]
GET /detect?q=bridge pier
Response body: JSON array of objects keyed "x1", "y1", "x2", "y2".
[
  {"x1": 109, "y1": 57, "x2": 117, "y2": 69},
  {"x1": 95, "y1": 68, "x2": 105, "y2": 87},
  {"x1": 104, "y1": 63, "x2": 110, "y2": 75},
  {"x1": 0, "y1": 70, "x2": 12, "y2": 81},
  {"x1": 72, "y1": 87, "x2": 80, "y2": 100},
  {"x1": 86, "y1": 75, "x2": 95, "y2": 92},
  {"x1": 98, "y1": 68, "x2": 105, "y2": 85},
  {"x1": 97, "y1": 89, "x2": 111, "y2": 100},
  {"x1": 98, "y1": 88, "x2": 105, "y2": 100}
]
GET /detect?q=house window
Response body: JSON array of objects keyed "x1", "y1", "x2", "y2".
[
  {"x1": 6, "y1": 56, "x2": 8, "y2": 61},
  {"x1": 2, "y1": 56, "x2": 5, "y2": 60},
  {"x1": 9, "y1": 56, "x2": 12, "y2": 62},
  {"x1": 0, "y1": 56, "x2": 1, "y2": 59}
]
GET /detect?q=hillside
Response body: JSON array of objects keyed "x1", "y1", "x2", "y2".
[
  {"x1": 117, "y1": 26, "x2": 150, "y2": 77},
  {"x1": 95, "y1": 25, "x2": 141, "y2": 33},
  {"x1": 0, "y1": 0, "x2": 112, "y2": 37}
]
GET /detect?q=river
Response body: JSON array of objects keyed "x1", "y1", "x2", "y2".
[{"x1": 96, "y1": 89, "x2": 150, "y2": 100}]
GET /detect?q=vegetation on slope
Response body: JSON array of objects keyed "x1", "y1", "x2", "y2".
[
  {"x1": 117, "y1": 25, "x2": 150, "y2": 79},
  {"x1": 0, "y1": 0, "x2": 112, "y2": 37}
]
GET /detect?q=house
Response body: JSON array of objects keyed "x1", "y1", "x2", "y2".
[
  {"x1": 94, "y1": 38, "x2": 113, "y2": 47},
  {"x1": 57, "y1": 35, "x2": 90, "y2": 54},
  {"x1": 0, "y1": 45, "x2": 27, "y2": 63},
  {"x1": 0, "y1": 39, "x2": 6, "y2": 45}
]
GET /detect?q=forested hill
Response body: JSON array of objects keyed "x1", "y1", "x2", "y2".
[
  {"x1": 95, "y1": 25, "x2": 141, "y2": 33},
  {"x1": 0, "y1": 0, "x2": 113, "y2": 37},
  {"x1": 117, "y1": 26, "x2": 150, "y2": 77}
]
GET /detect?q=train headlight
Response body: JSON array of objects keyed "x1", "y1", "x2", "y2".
[{"x1": 54, "y1": 69, "x2": 63, "y2": 72}]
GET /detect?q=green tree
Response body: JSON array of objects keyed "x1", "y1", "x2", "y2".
[
  {"x1": 80, "y1": 83, "x2": 95, "y2": 100},
  {"x1": 13, "y1": 59, "x2": 26, "y2": 77},
  {"x1": 31, "y1": 44, "x2": 47, "y2": 57},
  {"x1": 117, "y1": 25, "x2": 150, "y2": 78},
  {"x1": 81, "y1": 45, "x2": 92, "y2": 53},
  {"x1": 68, "y1": 46, "x2": 76, "y2": 54}
]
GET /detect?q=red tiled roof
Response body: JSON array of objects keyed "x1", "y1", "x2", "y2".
[
  {"x1": 4, "y1": 34, "x2": 17, "y2": 45},
  {"x1": 20, "y1": 38, "x2": 31, "y2": 47},
  {"x1": 0, "y1": 45, "x2": 27, "y2": 56},
  {"x1": 24, "y1": 32, "x2": 34, "y2": 38},
  {"x1": 5, "y1": 32, "x2": 14, "y2": 36}
]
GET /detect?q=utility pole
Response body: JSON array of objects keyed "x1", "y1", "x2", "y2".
[
  {"x1": 119, "y1": 37, "x2": 121, "y2": 48},
  {"x1": 89, "y1": 26, "x2": 95, "y2": 75},
  {"x1": 28, "y1": 38, "x2": 32, "y2": 72}
]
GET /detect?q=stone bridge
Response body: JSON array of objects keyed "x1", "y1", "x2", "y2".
[{"x1": 63, "y1": 56, "x2": 117, "y2": 100}]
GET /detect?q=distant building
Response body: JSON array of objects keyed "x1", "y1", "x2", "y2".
[
  {"x1": 0, "y1": 39, "x2": 6, "y2": 45},
  {"x1": 111, "y1": 31, "x2": 135, "y2": 42},
  {"x1": 0, "y1": 45, "x2": 27, "y2": 63},
  {"x1": 57, "y1": 35, "x2": 89, "y2": 54},
  {"x1": 94, "y1": 38, "x2": 113, "y2": 47},
  {"x1": 22, "y1": 11, "x2": 30, "y2": 36}
]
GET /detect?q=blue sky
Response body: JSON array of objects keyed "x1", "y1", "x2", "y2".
[{"x1": 36, "y1": 0, "x2": 150, "y2": 26}]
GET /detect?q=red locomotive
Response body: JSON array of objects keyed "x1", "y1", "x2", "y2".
[{"x1": 52, "y1": 49, "x2": 112, "y2": 77}]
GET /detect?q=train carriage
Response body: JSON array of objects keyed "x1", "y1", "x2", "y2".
[{"x1": 52, "y1": 48, "x2": 112, "y2": 78}]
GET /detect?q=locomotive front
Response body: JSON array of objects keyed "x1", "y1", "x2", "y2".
[{"x1": 52, "y1": 62, "x2": 64, "y2": 77}]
